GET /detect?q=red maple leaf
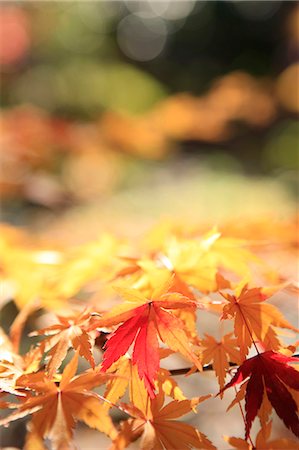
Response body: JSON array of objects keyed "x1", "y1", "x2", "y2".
[
  {"x1": 92, "y1": 282, "x2": 201, "y2": 398},
  {"x1": 220, "y1": 350, "x2": 299, "y2": 439},
  {"x1": 101, "y1": 302, "x2": 159, "y2": 397}
]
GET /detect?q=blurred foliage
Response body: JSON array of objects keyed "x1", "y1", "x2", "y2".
[
  {"x1": 9, "y1": 61, "x2": 167, "y2": 115},
  {"x1": 264, "y1": 121, "x2": 299, "y2": 171},
  {"x1": 0, "y1": 1, "x2": 298, "y2": 215}
]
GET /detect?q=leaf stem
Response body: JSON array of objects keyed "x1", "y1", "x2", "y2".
[
  {"x1": 236, "y1": 304, "x2": 260, "y2": 355},
  {"x1": 169, "y1": 361, "x2": 237, "y2": 376},
  {"x1": 233, "y1": 385, "x2": 255, "y2": 448},
  {"x1": 169, "y1": 353, "x2": 299, "y2": 376}
]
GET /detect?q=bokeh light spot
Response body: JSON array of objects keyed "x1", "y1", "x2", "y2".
[
  {"x1": 0, "y1": 6, "x2": 31, "y2": 66},
  {"x1": 117, "y1": 13, "x2": 167, "y2": 62}
]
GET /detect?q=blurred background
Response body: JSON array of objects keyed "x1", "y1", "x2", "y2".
[
  {"x1": 0, "y1": 0, "x2": 298, "y2": 240},
  {"x1": 0, "y1": 2, "x2": 299, "y2": 449}
]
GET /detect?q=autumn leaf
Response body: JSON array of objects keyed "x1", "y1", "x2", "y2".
[
  {"x1": 0, "y1": 231, "x2": 122, "y2": 312},
  {"x1": 155, "y1": 367, "x2": 186, "y2": 402},
  {"x1": 10, "y1": 299, "x2": 40, "y2": 353},
  {"x1": 0, "y1": 352, "x2": 117, "y2": 448},
  {"x1": 224, "y1": 420, "x2": 299, "y2": 449},
  {"x1": 93, "y1": 281, "x2": 201, "y2": 397},
  {"x1": 0, "y1": 329, "x2": 42, "y2": 397},
  {"x1": 200, "y1": 333, "x2": 242, "y2": 394},
  {"x1": 115, "y1": 257, "x2": 198, "y2": 337},
  {"x1": 52, "y1": 233, "x2": 122, "y2": 299},
  {"x1": 145, "y1": 229, "x2": 264, "y2": 293},
  {"x1": 103, "y1": 356, "x2": 150, "y2": 413},
  {"x1": 0, "y1": 243, "x2": 64, "y2": 311},
  {"x1": 111, "y1": 391, "x2": 215, "y2": 450},
  {"x1": 1, "y1": 212, "x2": 299, "y2": 449},
  {"x1": 30, "y1": 309, "x2": 95, "y2": 377},
  {"x1": 116, "y1": 255, "x2": 196, "y2": 301},
  {"x1": 221, "y1": 284, "x2": 297, "y2": 359},
  {"x1": 103, "y1": 356, "x2": 186, "y2": 413},
  {"x1": 116, "y1": 228, "x2": 262, "y2": 297},
  {"x1": 220, "y1": 350, "x2": 299, "y2": 439},
  {"x1": 25, "y1": 422, "x2": 47, "y2": 450}
]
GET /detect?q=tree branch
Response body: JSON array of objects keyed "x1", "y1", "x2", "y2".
[{"x1": 169, "y1": 353, "x2": 299, "y2": 376}]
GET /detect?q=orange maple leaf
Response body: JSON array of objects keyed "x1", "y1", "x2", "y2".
[
  {"x1": 200, "y1": 333, "x2": 242, "y2": 394},
  {"x1": 224, "y1": 420, "x2": 299, "y2": 449},
  {"x1": 0, "y1": 352, "x2": 116, "y2": 448},
  {"x1": 111, "y1": 391, "x2": 215, "y2": 450},
  {"x1": 0, "y1": 328, "x2": 42, "y2": 397},
  {"x1": 30, "y1": 310, "x2": 95, "y2": 377},
  {"x1": 221, "y1": 284, "x2": 297, "y2": 359},
  {"x1": 103, "y1": 355, "x2": 186, "y2": 413}
]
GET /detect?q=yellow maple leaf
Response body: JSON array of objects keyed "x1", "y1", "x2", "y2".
[{"x1": 103, "y1": 356, "x2": 186, "y2": 414}]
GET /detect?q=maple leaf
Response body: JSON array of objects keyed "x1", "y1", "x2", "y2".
[
  {"x1": 0, "y1": 351, "x2": 42, "y2": 398},
  {"x1": 220, "y1": 350, "x2": 299, "y2": 439},
  {"x1": 0, "y1": 352, "x2": 117, "y2": 448},
  {"x1": 0, "y1": 243, "x2": 64, "y2": 311},
  {"x1": 24, "y1": 422, "x2": 47, "y2": 450},
  {"x1": 0, "y1": 328, "x2": 42, "y2": 397},
  {"x1": 9, "y1": 299, "x2": 41, "y2": 353},
  {"x1": 116, "y1": 255, "x2": 196, "y2": 300},
  {"x1": 200, "y1": 333, "x2": 242, "y2": 394},
  {"x1": 156, "y1": 367, "x2": 186, "y2": 402},
  {"x1": 111, "y1": 391, "x2": 215, "y2": 450},
  {"x1": 145, "y1": 229, "x2": 264, "y2": 293},
  {"x1": 221, "y1": 284, "x2": 297, "y2": 359},
  {"x1": 103, "y1": 355, "x2": 186, "y2": 413},
  {"x1": 93, "y1": 281, "x2": 201, "y2": 397},
  {"x1": 0, "y1": 231, "x2": 122, "y2": 312},
  {"x1": 51, "y1": 233, "x2": 122, "y2": 299},
  {"x1": 30, "y1": 310, "x2": 95, "y2": 377},
  {"x1": 115, "y1": 257, "x2": 198, "y2": 337},
  {"x1": 103, "y1": 356, "x2": 149, "y2": 413},
  {"x1": 224, "y1": 420, "x2": 299, "y2": 449},
  {"x1": 116, "y1": 228, "x2": 262, "y2": 298}
]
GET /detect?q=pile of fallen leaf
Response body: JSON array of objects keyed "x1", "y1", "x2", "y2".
[{"x1": 0, "y1": 216, "x2": 298, "y2": 450}]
